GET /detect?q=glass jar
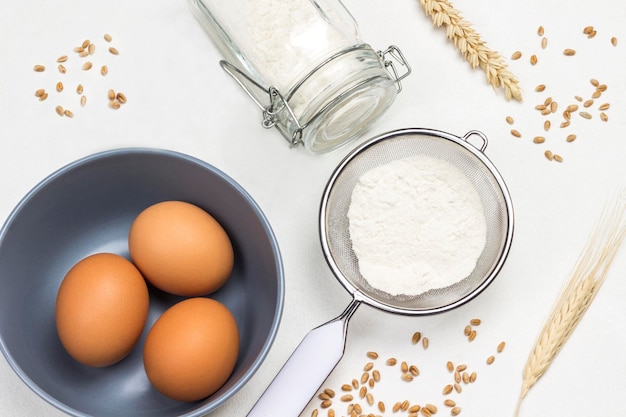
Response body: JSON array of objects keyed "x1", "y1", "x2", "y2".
[{"x1": 188, "y1": 0, "x2": 411, "y2": 153}]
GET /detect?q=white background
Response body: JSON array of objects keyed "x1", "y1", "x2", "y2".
[{"x1": 1, "y1": 0, "x2": 625, "y2": 416}]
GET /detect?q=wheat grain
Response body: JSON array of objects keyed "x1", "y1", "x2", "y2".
[
  {"x1": 514, "y1": 193, "x2": 626, "y2": 417},
  {"x1": 418, "y1": 0, "x2": 522, "y2": 101}
]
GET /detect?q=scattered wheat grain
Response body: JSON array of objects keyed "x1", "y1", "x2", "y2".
[
  {"x1": 73, "y1": 46, "x2": 84, "y2": 53},
  {"x1": 109, "y1": 100, "x2": 121, "y2": 109},
  {"x1": 311, "y1": 409, "x2": 319, "y2": 417},
  {"x1": 320, "y1": 399, "x2": 332, "y2": 408},
  {"x1": 82, "y1": 62, "x2": 93, "y2": 70},
  {"x1": 443, "y1": 384, "x2": 453, "y2": 395},
  {"x1": 58, "y1": 64, "x2": 66, "y2": 74},
  {"x1": 600, "y1": 112, "x2": 608, "y2": 122},
  {"x1": 109, "y1": 47, "x2": 119, "y2": 55},
  {"x1": 451, "y1": 406, "x2": 461, "y2": 416},
  {"x1": 583, "y1": 26, "x2": 594, "y2": 34},
  {"x1": 566, "y1": 134, "x2": 576, "y2": 142},
  {"x1": 366, "y1": 351, "x2": 378, "y2": 360},
  {"x1": 535, "y1": 84, "x2": 546, "y2": 92},
  {"x1": 550, "y1": 101, "x2": 558, "y2": 113},
  {"x1": 544, "y1": 150, "x2": 554, "y2": 161},
  {"x1": 79, "y1": 50, "x2": 89, "y2": 58},
  {"x1": 76, "y1": 84, "x2": 83, "y2": 94},
  {"x1": 341, "y1": 384, "x2": 352, "y2": 391},
  {"x1": 464, "y1": 325, "x2": 471, "y2": 336},
  {"x1": 462, "y1": 372, "x2": 470, "y2": 384},
  {"x1": 470, "y1": 372, "x2": 477, "y2": 382},
  {"x1": 487, "y1": 355, "x2": 495, "y2": 365},
  {"x1": 63, "y1": 109, "x2": 74, "y2": 118},
  {"x1": 566, "y1": 104, "x2": 579, "y2": 112},
  {"x1": 511, "y1": 51, "x2": 522, "y2": 60},
  {"x1": 598, "y1": 84, "x2": 607, "y2": 92},
  {"x1": 327, "y1": 409, "x2": 335, "y2": 417},
  {"x1": 454, "y1": 383, "x2": 462, "y2": 393},
  {"x1": 469, "y1": 330, "x2": 477, "y2": 341},
  {"x1": 583, "y1": 99, "x2": 594, "y2": 108},
  {"x1": 470, "y1": 318, "x2": 481, "y2": 326},
  {"x1": 364, "y1": 362, "x2": 374, "y2": 372},
  {"x1": 598, "y1": 103, "x2": 610, "y2": 111},
  {"x1": 553, "y1": 154, "x2": 563, "y2": 162},
  {"x1": 101, "y1": 65, "x2": 108, "y2": 76},
  {"x1": 35, "y1": 89, "x2": 45, "y2": 97},
  {"x1": 587, "y1": 30, "x2": 597, "y2": 39},
  {"x1": 574, "y1": 95, "x2": 583, "y2": 102},
  {"x1": 563, "y1": 48, "x2": 576, "y2": 56},
  {"x1": 541, "y1": 37, "x2": 548, "y2": 49},
  {"x1": 444, "y1": 399, "x2": 456, "y2": 407},
  {"x1": 57, "y1": 55, "x2": 68, "y2": 63},
  {"x1": 80, "y1": 95, "x2": 87, "y2": 107},
  {"x1": 423, "y1": 337, "x2": 429, "y2": 350},
  {"x1": 386, "y1": 358, "x2": 397, "y2": 366},
  {"x1": 591, "y1": 90, "x2": 602, "y2": 99},
  {"x1": 506, "y1": 116, "x2": 514, "y2": 124},
  {"x1": 456, "y1": 364, "x2": 467, "y2": 372},
  {"x1": 116, "y1": 92, "x2": 127, "y2": 104},
  {"x1": 104, "y1": 33, "x2": 112, "y2": 42},
  {"x1": 81, "y1": 39, "x2": 90, "y2": 48},
  {"x1": 409, "y1": 404, "x2": 421, "y2": 413},
  {"x1": 88, "y1": 43, "x2": 95, "y2": 55},
  {"x1": 611, "y1": 37, "x2": 617, "y2": 46},
  {"x1": 580, "y1": 111, "x2": 592, "y2": 119},
  {"x1": 56, "y1": 81, "x2": 63, "y2": 92},
  {"x1": 340, "y1": 394, "x2": 353, "y2": 402},
  {"x1": 412, "y1": 332, "x2": 422, "y2": 344},
  {"x1": 537, "y1": 26, "x2": 544, "y2": 36},
  {"x1": 447, "y1": 361, "x2": 454, "y2": 372},
  {"x1": 533, "y1": 136, "x2": 545, "y2": 144},
  {"x1": 530, "y1": 54, "x2": 538, "y2": 65},
  {"x1": 560, "y1": 121, "x2": 570, "y2": 128},
  {"x1": 319, "y1": 392, "x2": 331, "y2": 401},
  {"x1": 511, "y1": 129, "x2": 521, "y2": 138},
  {"x1": 544, "y1": 120, "x2": 551, "y2": 131},
  {"x1": 33, "y1": 65, "x2": 45, "y2": 72},
  {"x1": 378, "y1": 401, "x2": 386, "y2": 412},
  {"x1": 409, "y1": 365, "x2": 420, "y2": 377},
  {"x1": 359, "y1": 386, "x2": 367, "y2": 398},
  {"x1": 498, "y1": 341, "x2": 506, "y2": 353}
]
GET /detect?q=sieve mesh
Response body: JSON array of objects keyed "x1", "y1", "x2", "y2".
[{"x1": 320, "y1": 129, "x2": 513, "y2": 314}]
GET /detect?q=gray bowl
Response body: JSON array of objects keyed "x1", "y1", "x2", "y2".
[{"x1": 0, "y1": 148, "x2": 284, "y2": 417}]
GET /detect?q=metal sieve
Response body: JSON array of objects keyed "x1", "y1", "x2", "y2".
[{"x1": 247, "y1": 128, "x2": 514, "y2": 417}]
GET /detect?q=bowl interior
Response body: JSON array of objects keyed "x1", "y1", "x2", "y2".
[{"x1": 0, "y1": 148, "x2": 284, "y2": 417}]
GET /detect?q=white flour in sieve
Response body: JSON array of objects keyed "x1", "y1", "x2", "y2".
[{"x1": 347, "y1": 155, "x2": 487, "y2": 296}]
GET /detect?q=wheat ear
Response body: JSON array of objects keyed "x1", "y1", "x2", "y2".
[
  {"x1": 514, "y1": 193, "x2": 626, "y2": 417},
  {"x1": 418, "y1": 0, "x2": 523, "y2": 102}
]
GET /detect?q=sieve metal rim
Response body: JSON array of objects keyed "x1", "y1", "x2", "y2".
[{"x1": 318, "y1": 127, "x2": 515, "y2": 316}]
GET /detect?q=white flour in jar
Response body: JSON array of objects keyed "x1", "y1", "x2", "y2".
[
  {"x1": 347, "y1": 155, "x2": 487, "y2": 296},
  {"x1": 245, "y1": 0, "x2": 353, "y2": 87}
]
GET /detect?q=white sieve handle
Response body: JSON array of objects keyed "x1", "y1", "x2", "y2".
[{"x1": 246, "y1": 299, "x2": 361, "y2": 417}]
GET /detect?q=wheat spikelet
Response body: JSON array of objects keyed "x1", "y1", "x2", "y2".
[
  {"x1": 514, "y1": 193, "x2": 626, "y2": 417},
  {"x1": 418, "y1": 0, "x2": 523, "y2": 102}
]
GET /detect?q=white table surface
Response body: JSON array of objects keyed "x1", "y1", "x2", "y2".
[{"x1": 1, "y1": 0, "x2": 625, "y2": 416}]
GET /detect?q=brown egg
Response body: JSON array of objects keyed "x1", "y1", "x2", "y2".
[
  {"x1": 143, "y1": 297, "x2": 240, "y2": 402},
  {"x1": 128, "y1": 201, "x2": 234, "y2": 296},
  {"x1": 55, "y1": 253, "x2": 149, "y2": 367}
]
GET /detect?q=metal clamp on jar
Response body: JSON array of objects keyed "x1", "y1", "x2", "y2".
[{"x1": 188, "y1": 0, "x2": 411, "y2": 153}]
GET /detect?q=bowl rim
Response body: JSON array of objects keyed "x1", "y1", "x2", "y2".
[{"x1": 0, "y1": 147, "x2": 285, "y2": 417}]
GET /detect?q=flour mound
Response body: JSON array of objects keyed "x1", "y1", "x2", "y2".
[{"x1": 347, "y1": 155, "x2": 487, "y2": 296}]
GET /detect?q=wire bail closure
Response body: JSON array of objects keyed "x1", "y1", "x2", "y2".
[{"x1": 220, "y1": 45, "x2": 411, "y2": 148}]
